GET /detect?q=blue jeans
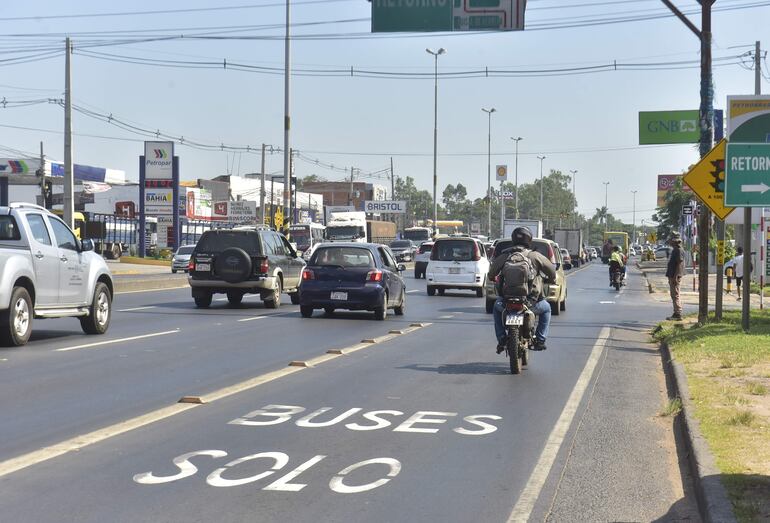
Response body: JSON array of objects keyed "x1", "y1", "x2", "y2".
[{"x1": 493, "y1": 297, "x2": 551, "y2": 344}]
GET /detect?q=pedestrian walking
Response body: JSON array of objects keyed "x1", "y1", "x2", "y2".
[
  {"x1": 724, "y1": 247, "x2": 751, "y2": 300},
  {"x1": 665, "y1": 233, "x2": 684, "y2": 320}
]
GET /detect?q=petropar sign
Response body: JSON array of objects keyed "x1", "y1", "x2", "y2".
[{"x1": 364, "y1": 200, "x2": 406, "y2": 213}]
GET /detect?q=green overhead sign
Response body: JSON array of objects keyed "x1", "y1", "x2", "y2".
[
  {"x1": 639, "y1": 110, "x2": 700, "y2": 145},
  {"x1": 725, "y1": 143, "x2": 770, "y2": 206},
  {"x1": 371, "y1": 0, "x2": 526, "y2": 32}
]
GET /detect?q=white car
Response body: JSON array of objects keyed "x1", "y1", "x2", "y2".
[{"x1": 426, "y1": 237, "x2": 490, "y2": 297}]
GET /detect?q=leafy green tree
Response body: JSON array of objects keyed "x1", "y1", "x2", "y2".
[{"x1": 655, "y1": 178, "x2": 691, "y2": 241}]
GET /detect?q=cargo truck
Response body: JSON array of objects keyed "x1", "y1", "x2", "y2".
[
  {"x1": 324, "y1": 211, "x2": 396, "y2": 244},
  {"x1": 553, "y1": 228, "x2": 584, "y2": 267},
  {"x1": 502, "y1": 219, "x2": 543, "y2": 240}
]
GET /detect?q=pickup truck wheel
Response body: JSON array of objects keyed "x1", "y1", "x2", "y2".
[
  {"x1": 560, "y1": 298, "x2": 566, "y2": 311},
  {"x1": 194, "y1": 291, "x2": 212, "y2": 308},
  {"x1": 551, "y1": 300, "x2": 560, "y2": 316},
  {"x1": 427, "y1": 286, "x2": 436, "y2": 296},
  {"x1": 485, "y1": 298, "x2": 495, "y2": 314},
  {"x1": 1, "y1": 287, "x2": 33, "y2": 346},
  {"x1": 80, "y1": 282, "x2": 112, "y2": 335},
  {"x1": 264, "y1": 279, "x2": 281, "y2": 309},
  {"x1": 289, "y1": 292, "x2": 300, "y2": 305}
]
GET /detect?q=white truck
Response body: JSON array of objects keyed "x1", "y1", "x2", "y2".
[
  {"x1": 503, "y1": 219, "x2": 543, "y2": 240},
  {"x1": 0, "y1": 203, "x2": 114, "y2": 346},
  {"x1": 324, "y1": 211, "x2": 367, "y2": 243},
  {"x1": 554, "y1": 228, "x2": 584, "y2": 267}
]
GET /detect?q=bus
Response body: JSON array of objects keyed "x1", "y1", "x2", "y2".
[
  {"x1": 402, "y1": 226, "x2": 432, "y2": 243},
  {"x1": 427, "y1": 220, "x2": 465, "y2": 236},
  {"x1": 288, "y1": 222, "x2": 325, "y2": 259},
  {"x1": 603, "y1": 231, "x2": 629, "y2": 258}
]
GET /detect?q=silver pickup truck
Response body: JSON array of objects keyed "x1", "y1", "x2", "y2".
[{"x1": 0, "y1": 203, "x2": 114, "y2": 346}]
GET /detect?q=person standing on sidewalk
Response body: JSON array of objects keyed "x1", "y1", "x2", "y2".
[
  {"x1": 724, "y1": 247, "x2": 751, "y2": 300},
  {"x1": 666, "y1": 233, "x2": 684, "y2": 320}
]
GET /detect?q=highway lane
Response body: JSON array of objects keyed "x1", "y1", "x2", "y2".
[{"x1": 0, "y1": 262, "x2": 696, "y2": 521}]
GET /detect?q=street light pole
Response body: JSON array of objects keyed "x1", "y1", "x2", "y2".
[
  {"x1": 631, "y1": 190, "x2": 638, "y2": 245},
  {"x1": 537, "y1": 155, "x2": 546, "y2": 225},
  {"x1": 603, "y1": 181, "x2": 610, "y2": 231},
  {"x1": 511, "y1": 137, "x2": 522, "y2": 219},
  {"x1": 570, "y1": 169, "x2": 577, "y2": 227},
  {"x1": 426, "y1": 48, "x2": 445, "y2": 236},
  {"x1": 482, "y1": 107, "x2": 496, "y2": 237}
]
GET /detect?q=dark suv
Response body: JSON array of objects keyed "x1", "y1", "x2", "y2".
[{"x1": 188, "y1": 226, "x2": 305, "y2": 308}]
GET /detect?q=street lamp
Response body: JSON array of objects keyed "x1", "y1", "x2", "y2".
[
  {"x1": 570, "y1": 169, "x2": 578, "y2": 227},
  {"x1": 426, "y1": 48, "x2": 445, "y2": 236},
  {"x1": 482, "y1": 107, "x2": 496, "y2": 237},
  {"x1": 631, "y1": 189, "x2": 638, "y2": 245},
  {"x1": 603, "y1": 181, "x2": 610, "y2": 231},
  {"x1": 537, "y1": 155, "x2": 546, "y2": 223},
  {"x1": 511, "y1": 137, "x2": 523, "y2": 219}
]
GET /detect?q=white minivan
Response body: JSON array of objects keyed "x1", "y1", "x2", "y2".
[{"x1": 426, "y1": 237, "x2": 490, "y2": 297}]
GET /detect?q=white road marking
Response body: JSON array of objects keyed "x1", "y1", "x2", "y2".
[
  {"x1": 507, "y1": 326, "x2": 610, "y2": 523},
  {"x1": 118, "y1": 306, "x2": 157, "y2": 312},
  {"x1": 599, "y1": 301, "x2": 615, "y2": 304},
  {"x1": 116, "y1": 286, "x2": 188, "y2": 295},
  {"x1": 54, "y1": 329, "x2": 180, "y2": 352},
  {"x1": 238, "y1": 316, "x2": 266, "y2": 322},
  {"x1": 438, "y1": 315, "x2": 454, "y2": 319},
  {"x1": 406, "y1": 290, "x2": 420, "y2": 294}
]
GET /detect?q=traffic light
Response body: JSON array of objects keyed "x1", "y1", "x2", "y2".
[
  {"x1": 43, "y1": 180, "x2": 53, "y2": 209},
  {"x1": 709, "y1": 158, "x2": 725, "y2": 193}
]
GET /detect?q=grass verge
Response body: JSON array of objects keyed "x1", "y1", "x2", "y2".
[{"x1": 654, "y1": 310, "x2": 770, "y2": 522}]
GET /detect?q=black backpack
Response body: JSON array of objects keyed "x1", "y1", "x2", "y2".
[{"x1": 501, "y1": 249, "x2": 537, "y2": 298}]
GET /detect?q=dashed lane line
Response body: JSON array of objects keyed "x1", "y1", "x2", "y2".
[
  {"x1": 54, "y1": 330, "x2": 180, "y2": 352},
  {"x1": 237, "y1": 316, "x2": 267, "y2": 322},
  {"x1": 117, "y1": 306, "x2": 157, "y2": 312},
  {"x1": 507, "y1": 326, "x2": 611, "y2": 522},
  {"x1": 406, "y1": 289, "x2": 420, "y2": 294},
  {"x1": 0, "y1": 322, "x2": 432, "y2": 479}
]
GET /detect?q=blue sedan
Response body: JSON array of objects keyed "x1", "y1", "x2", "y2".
[{"x1": 299, "y1": 242, "x2": 406, "y2": 320}]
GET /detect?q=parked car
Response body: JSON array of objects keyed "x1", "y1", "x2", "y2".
[
  {"x1": 171, "y1": 245, "x2": 195, "y2": 273},
  {"x1": 299, "y1": 243, "x2": 406, "y2": 320},
  {"x1": 484, "y1": 238, "x2": 567, "y2": 315},
  {"x1": 426, "y1": 237, "x2": 489, "y2": 297},
  {"x1": 389, "y1": 239, "x2": 417, "y2": 263},
  {"x1": 413, "y1": 241, "x2": 434, "y2": 279},
  {"x1": 560, "y1": 248, "x2": 573, "y2": 270},
  {"x1": 0, "y1": 203, "x2": 113, "y2": 346},
  {"x1": 188, "y1": 226, "x2": 305, "y2": 308}
]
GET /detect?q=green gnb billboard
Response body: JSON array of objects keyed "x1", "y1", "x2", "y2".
[
  {"x1": 371, "y1": 0, "x2": 527, "y2": 32},
  {"x1": 639, "y1": 110, "x2": 700, "y2": 145}
]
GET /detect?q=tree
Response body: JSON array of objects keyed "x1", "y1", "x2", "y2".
[
  {"x1": 655, "y1": 178, "x2": 691, "y2": 241},
  {"x1": 296, "y1": 174, "x2": 325, "y2": 191},
  {"x1": 395, "y1": 176, "x2": 439, "y2": 226}
]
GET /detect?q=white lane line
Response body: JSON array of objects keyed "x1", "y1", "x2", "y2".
[
  {"x1": 599, "y1": 301, "x2": 615, "y2": 304},
  {"x1": 117, "y1": 306, "x2": 157, "y2": 312},
  {"x1": 438, "y1": 315, "x2": 454, "y2": 319},
  {"x1": 406, "y1": 289, "x2": 420, "y2": 294},
  {"x1": 237, "y1": 316, "x2": 266, "y2": 322},
  {"x1": 54, "y1": 330, "x2": 180, "y2": 352},
  {"x1": 507, "y1": 326, "x2": 611, "y2": 523}
]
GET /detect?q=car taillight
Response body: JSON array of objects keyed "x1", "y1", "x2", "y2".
[
  {"x1": 259, "y1": 259, "x2": 269, "y2": 274},
  {"x1": 188, "y1": 259, "x2": 195, "y2": 271},
  {"x1": 367, "y1": 269, "x2": 383, "y2": 282},
  {"x1": 506, "y1": 302, "x2": 524, "y2": 311},
  {"x1": 548, "y1": 246, "x2": 556, "y2": 264},
  {"x1": 473, "y1": 242, "x2": 481, "y2": 261},
  {"x1": 302, "y1": 269, "x2": 314, "y2": 280}
]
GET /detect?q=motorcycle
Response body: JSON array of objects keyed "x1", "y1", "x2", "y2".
[
  {"x1": 610, "y1": 267, "x2": 623, "y2": 291},
  {"x1": 502, "y1": 298, "x2": 536, "y2": 375}
]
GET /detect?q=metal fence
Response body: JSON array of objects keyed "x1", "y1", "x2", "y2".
[{"x1": 179, "y1": 219, "x2": 240, "y2": 247}]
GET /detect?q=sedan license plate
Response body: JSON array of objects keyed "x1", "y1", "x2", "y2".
[
  {"x1": 449, "y1": 267, "x2": 461, "y2": 274},
  {"x1": 331, "y1": 292, "x2": 348, "y2": 300},
  {"x1": 505, "y1": 314, "x2": 524, "y2": 326},
  {"x1": 196, "y1": 263, "x2": 211, "y2": 272}
]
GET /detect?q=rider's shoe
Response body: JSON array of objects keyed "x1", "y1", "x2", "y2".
[
  {"x1": 532, "y1": 340, "x2": 547, "y2": 351},
  {"x1": 496, "y1": 340, "x2": 506, "y2": 354}
]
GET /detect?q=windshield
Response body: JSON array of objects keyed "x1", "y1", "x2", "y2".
[
  {"x1": 310, "y1": 247, "x2": 374, "y2": 268},
  {"x1": 403, "y1": 229, "x2": 430, "y2": 242},
  {"x1": 176, "y1": 246, "x2": 195, "y2": 255},
  {"x1": 325, "y1": 226, "x2": 364, "y2": 240},
  {"x1": 290, "y1": 229, "x2": 311, "y2": 248},
  {"x1": 195, "y1": 231, "x2": 262, "y2": 254},
  {"x1": 390, "y1": 240, "x2": 412, "y2": 248},
  {"x1": 434, "y1": 240, "x2": 475, "y2": 262}
]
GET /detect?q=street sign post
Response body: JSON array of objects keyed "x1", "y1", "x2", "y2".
[
  {"x1": 682, "y1": 139, "x2": 734, "y2": 220},
  {"x1": 725, "y1": 143, "x2": 770, "y2": 206},
  {"x1": 371, "y1": 0, "x2": 526, "y2": 32},
  {"x1": 495, "y1": 165, "x2": 507, "y2": 182}
]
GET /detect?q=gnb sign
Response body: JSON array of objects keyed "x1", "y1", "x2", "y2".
[{"x1": 364, "y1": 200, "x2": 406, "y2": 214}]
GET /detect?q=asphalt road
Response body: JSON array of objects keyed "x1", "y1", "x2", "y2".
[{"x1": 0, "y1": 261, "x2": 700, "y2": 522}]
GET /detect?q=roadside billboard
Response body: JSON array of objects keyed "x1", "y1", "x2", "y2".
[
  {"x1": 364, "y1": 200, "x2": 406, "y2": 213},
  {"x1": 727, "y1": 95, "x2": 770, "y2": 142},
  {"x1": 212, "y1": 200, "x2": 257, "y2": 223},
  {"x1": 657, "y1": 174, "x2": 693, "y2": 207},
  {"x1": 639, "y1": 110, "x2": 699, "y2": 144}
]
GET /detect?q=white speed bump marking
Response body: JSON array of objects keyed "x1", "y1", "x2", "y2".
[
  {"x1": 237, "y1": 316, "x2": 266, "y2": 322},
  {"x1": 54, "y1": 329, "x2": 180, "y2": 352},
  {"x1": 507, "y1": 326, "x2": 611, "y2": 522},
  {"x1": 118, "y1": 306, "x2": 157, "y2": 312}
]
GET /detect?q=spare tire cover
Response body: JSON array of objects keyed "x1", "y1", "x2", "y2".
[{"x1": 215, "y1": 247, "x2": 252, "y2": 283}]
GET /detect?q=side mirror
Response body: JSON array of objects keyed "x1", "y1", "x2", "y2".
[
  {"x1": 397, "y1": 263, "x2": 406, "y2": 272},
  {"x1": 80, "y1": 239, "x2": 94, "y2": 252}
]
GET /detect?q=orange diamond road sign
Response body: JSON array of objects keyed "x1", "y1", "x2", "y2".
[{"x1": 683, "y1": 139, "x2": 734, "y2": 221}]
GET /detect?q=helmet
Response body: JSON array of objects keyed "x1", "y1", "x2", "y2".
[
  {"x1": 511, "y1": 226, "x2": 532, "y2": 248},
  {"x1": 613, "y1": 245, "x2": 621, "y2": 252}
]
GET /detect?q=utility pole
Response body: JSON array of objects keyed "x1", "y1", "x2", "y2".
[
  {"x1": 427, "y1": 48, "x2": 445, "y2": 236},
  {"x1": 39, "y1": 141, "x2": 46, "y2": 206},
  {"x1": 282, "y1": 0, "x2": 291, "y2": 233},
  {"x1": 570, "y1": 169, "x2": 578, "y2": 227},
  {"x1": 482, "y1": 107, "x2": 495, "y2": 237},
  {"x1": 661, "y1": 0, "x2": 714, "y2": 325},
  {"x1": 260, "y1": 143, "x2": 266, "y2": 225},
  {"x1": 537, "y1": 155, "x2": 546, "y2": 225},
  {"x1": 511, "y1": 137, "x2": 522, "y2": 219},
  {"x1": 348, "y1": 167, "x2": 355, "y2": 206},
  {"x1": 390, "y1": 156, "x2": 397, "y2": 231},
  {"x1": 603, "y1": 182, "x2": 610, "y2": 231},
  {"x1": 631, "y1": 190, "x2": 638, "y2": 245},
  {"x1": 63, "y1": 37, "x2": 74, "y2": 228}
]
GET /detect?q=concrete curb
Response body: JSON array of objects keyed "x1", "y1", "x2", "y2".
[
  {"x1": 113, "y1": 274, "x2": 188, "y2": 294},
  {"x1": 659, "y1": 341, "x2": 737, "y2": 523}
]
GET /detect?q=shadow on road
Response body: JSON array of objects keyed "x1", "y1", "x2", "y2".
[{"x1": 398, "y1": 361, "x2": 512, "y2": 375}]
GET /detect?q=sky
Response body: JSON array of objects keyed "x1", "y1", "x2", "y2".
[{"x1": 1, "y1": 0, "x2": 769, "y2": 226}]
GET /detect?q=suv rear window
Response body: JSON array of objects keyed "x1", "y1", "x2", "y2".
[
  {"x1": 195, "y1": 231, "x2": 262, "y2": 254},
  {"x1": 390, "y1": 240, "x2": 412, "y2": 248},
  {"x1": 310, "y1": 246, "x2": 374, "y2": 268},
  {"x1": 493, "y1": 239, "x2": 552, "y2": 260},
  {"x1": 433, "y1": 240, "x2": 476, "y2": 262},
  {"x1": 0, "y1": 215, "x2": 21, "y2": 240}
]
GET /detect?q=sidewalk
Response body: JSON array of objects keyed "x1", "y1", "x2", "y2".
[
  {"x1": 106, "y1": 260, "x2": 173, "y2": 276},
  {"x1": 638, "y1": 260, "x2": 761, "y2": 311}
]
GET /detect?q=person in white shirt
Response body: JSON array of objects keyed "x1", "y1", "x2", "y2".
[{"x1": 724, "y1": 247, "x2": 749, "y2": 300}]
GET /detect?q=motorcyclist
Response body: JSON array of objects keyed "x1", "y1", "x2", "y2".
[
  {"x1": 489, "y1": 227, "x2": 557, "y2": 353},
  {"x1": 609, "y1": 245, "x2": 626, "y2": 285}
]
